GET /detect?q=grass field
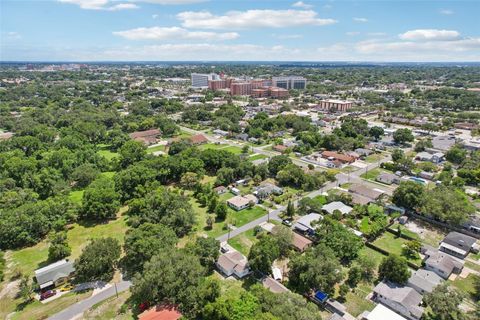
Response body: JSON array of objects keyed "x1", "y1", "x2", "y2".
[
  {"x1": 199, "y1": 143, "x2": 245, "y2": 155},
  {"x1": 97, "y1": 145, "x2": 119, "y2": 161},
  {"x1": 343, "y1": 282, "x2": 376, "y2": 317},
  {"x1": 228, "y1": 229, "x2": 259, "y2": 256},
  {"x1": 357, "y1": 246, "x2": 385, "y2": 270},
  {"x1": 83, "y1": 290, "x2": 132, "y2": 320},
  {"x1": 372, "y1": 231, "x2": 422, "y2": 266},
  {"x1": 69, "y1": 190, "x2": 84, "y2": 205},
  {"x1": 450, "y1": 274, "x2": 480, "y2": 300},
  {"x1": 249, "y1": 154, "x2": 268, "y2": 161},
  {"x1": 360, "y1": 168, "x2": 384, "y2": 181},
  {"x1": 146, "y1": 144, "x2": 166, "y2": 153},
  {"x1": 364, "y1": 153, "x2": 384, "y2": 163}
]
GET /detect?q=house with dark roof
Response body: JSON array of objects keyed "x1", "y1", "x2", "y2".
[
  {"x1": 129, "y1": 129, "x2": 161, "y2": 145},
  {"x1": 373, "y1": 281, "x2": 424, "y2": 320},
  {"x1": 189, "y1": 134, "x2": 208, "y2": 145},
  {"x1": 348, "y1": 184, "x2": 384, "y2": 201},
  {"x1": 439, "y1": 232, "x2": 478, "y2": 259},
  {"x1": 261, "y1": 276, "x2": 290, "y2": 294},
  {"x1": 253, "y1": 183, "x2": 283, "y2": 199},
  {"x1": 34, "y1": 259, "x2": 75, "y2": 289}
]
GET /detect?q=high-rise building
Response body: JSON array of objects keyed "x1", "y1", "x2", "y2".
[
  {"x1": 272, "y1": 76, "x2": 307, "y2": 90},
  {"x1": 230, "y1": 82, "x2": 252, "y2": 96},
  {"x1": 191, "y1": 73, "x2": 219, "y2": 88},
  {"x1": 208, "y1": 79, "x2": 226, "y2": 90}
]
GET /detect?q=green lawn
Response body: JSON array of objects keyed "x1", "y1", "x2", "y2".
[
  {"x1": 146, "y1": 144, "x2": 166, "y2": 153},
  {"x1": 206, "y1": 206, "x2": 267, "y2": 239},
  {"x1": 358, "y1": 246, "x2": 385, "y2": 270},
  {"x1": 249, "y1": 154, "x2": 268, "y2": 161},
  {"x1": 198, "y1": 143, "x2": 226, "y2": 150},
  {"x1": 97, "y1": 149, "x2": 119, "y2": 161},
  {"x1": 343, "y1": 282, "x2": 376, "y2": 317},
  {"x1": 364, "y1": 153, "x2": 384, "y2": 163},
  {"x1": 100, "y1": 171, "x2": 115, "y2": 179},
  {"x1": 450, "y1": 274, "x2": 480, "y2": 300},
  {"x1": 371, "y1": 232, "x2": 422, "y2": 266},
  {"x1": 311, "y1": 195, "x2": 327, "y2": 205},
  {"x1": 360, "y1": 168, "x2": 384, "y2": 181},
  {"x1": 69, "y1": 190, "x2": 84, "y2": 205},
  {"x1": 389, "y1": 224, "x2": 420, "y2": 241},
  {"x1": 221, "y1": 146, "x2": 244, "y2": 154},
  {"x1": 9, "y1": 214, "x2": 128, "y2": 277},
  {"x1": 228, "y1": 229, "x2": 259, "y2": 256}
]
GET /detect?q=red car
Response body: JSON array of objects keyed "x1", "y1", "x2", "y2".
[{"x1": 40, "y1": 290, "x2": 56, "y2": 301}]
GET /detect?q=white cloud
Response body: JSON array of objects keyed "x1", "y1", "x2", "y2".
[
  {"x1": 346, "y1": 31, "x2": 360, "y2": 36},
  {"x1": 59, "y1": 0, "x2": 138, "y2": 10},
  {"x1": 292, "y1": 1, "x2": 313, "y2": 9},
  {"x1": 58, "y1": 0, "x2": 205, "y2": 10},
  {"x1": 177, "y1": 9, "x2": 337, "y2": 29},
  {"x1": 353, "y1": 17, "x2": 368, "y2": 23},
  {"x1": 439, "y1": 9, "x2": 454, "y2": 15},
  {"x1": 3, "y1": 31, "x2": 22, "y2": 40},
  {"x1": 113, "y1": 26, "x2": 239, "y2": 41},
  {"x1": 399, "y1": 29, "x2": 460, "y2": 41},
  {"x1": 367, "y1": 32, "x2": 387, "y2": 37},
  {"x1": 152, "y1": 14, "x2": 159, "y2": 19}
]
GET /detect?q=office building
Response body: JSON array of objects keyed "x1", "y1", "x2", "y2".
[
  {"x1": 317, "y1": 99, "x2": 354, "y2": 112},
  {"x1": 191, "y1": 73, "x2": 219, "y2": 88},
  {"x1": 272, "y1": 76, "x2": 307, "y2": 90},
  {"x1": 231, "y1": 82, "x2": 252, "y2": 96}
]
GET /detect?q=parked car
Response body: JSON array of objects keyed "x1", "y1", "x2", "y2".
[
  {"x1": 282, "y1": 219, "x2": 292, "y2": 227},
  {"x1": 59, "y1": 284, "x2": 74, "y2": 292},
  {"x1": 40, "y1": 290, "x2": 56, "y2": 301}
]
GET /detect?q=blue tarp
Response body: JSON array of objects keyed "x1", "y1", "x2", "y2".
[{"x1": 314, "y1": 290, "x2": 328, "y2": 302}]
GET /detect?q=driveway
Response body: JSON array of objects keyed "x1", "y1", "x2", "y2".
[{"x1": 47, "y1": 280, "x2": 131, "y2": 320}]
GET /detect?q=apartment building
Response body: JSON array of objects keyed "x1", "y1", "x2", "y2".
[{"x1": 272, "y1": 76, "x2": 307, "y2": 90}]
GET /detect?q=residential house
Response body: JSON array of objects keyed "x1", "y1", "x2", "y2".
[
  {"x1": 418, "y1": 171, "x2": 435, "y2": 181},
  {"x1": 376, "y1": 172, "x2": 400, "y2": 185},
  {"x1": 230, "y1": 187, "x2": 241, "y2": 195},
  {"x1": 213, "y1": 186, "x2": 227, "y2": 195},
  {"x1": 293, "y1": 213, "x2": 323, "y2": 234},
  {"x1": 360, "y1": 304, "x2": 407, "y2": 320},
  {"x1": 273, "y1": 145, "x2": 288, "y2": 153},
  {"x1": 213, "y1": 129, "x2": 229, "y2": 136},
  {"x1": 423, "y1": 248, "x2": 464, "y2": 279},
  {"x1": 138, "y1": 305, "x2": 182, "y2": 320},
  {"x1": 253, "y1": 183, "x2": 283, "y2": 199},
  {"x1": 261, "y1": 276, "x2": 290, "y2": 294},
  {"x1": 415, "y1": 151, "x2": 444, "y2": 163},
  {"x1": 129, "y1": 129, "x2": 161, "y2": 145},
  {"x1": 439, "y1": 232, "x2": 478, "y2": 259},
  {"x1": 354, "y1": 148, "x2": 373, "y2": 157},
  {"x1": 372, "y1": 281, "x2": 424, "y2": 320},
  {"x1": 216, "y1": 250, "x2": 250, "y2": 278},
  {"x1": 348, "y1": 184, "x2": 384, "y2": 201},
  {"x1": 227, "y1": 195, "x2": 258, "y2": 211},
  {"x1": 189, "y1": 134, "x2": 208, "y2": 145},
  {"x1": 291, "y1": 232, "x2": 313, "y2": 252},
  {"x1": 322, "y1": 201, "x2": 353, "y2": 215},
  {"x1": 431, "y1": 135, "x2": 456, "y2": 152},
  {"x1": 407, "y1": 269, "x2": 442, "y2": 294},
  {"x1": 321, "y1": 151, "x2": 356, "y2": 164},
  {"x1": 34, "y1": 259, "x2": 75, "y2": 290}
]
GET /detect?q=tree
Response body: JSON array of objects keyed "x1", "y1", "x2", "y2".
[
  {"x1": 71, "y1": 163, "x2": 99, "y2": 188},
  {"x1": 391, "y1": 148, "x2": 405, "y2": 162},
  {"x1": 393, "y1": 128, "x2": 414, "y2": 144},
  {"x1": 378, "y1": 255, "x2": 410, "y2": 284},
  {"x1": 339, "y1": 283, "x2": 349, "y2": 299},
  {"x1": 446, "y1": 145, "x2": 467, "y2": 165},
  {"x1": 127, "y1": 188, "x2": 196, "y2": 237},
  {"x1": 206, "y1": 215, "x2": 215, "y2": 229},
  {"x1": 242, "y1": 145, "x2": 250, "y2": 154},
  {"x1": 18, "y1": 275, "x2": 34, "y2": 302},
  {"x1": 215, "y1": 167, "x2": 235, "y2": 186},
  {"x1": 180, "y1": 172, "x2": 200, "y2": 190},
  {"x1": 402, "y1": 240, "x2": 421, "y2": 260},
  {"x1": 118, "y1": 140, "x2": 146, "y2": 168},
  {"x1": 424, "y1": 284, "x2": 466, "y2": 320},
  {"x1": 131, "y1": 248, "x2": 206, "y2": 318},
  {"x1": 268, "y1": 155, "x2": 292, "y2": 176},
  {"x1": 48, "y1": 232, "x2": 71, "y2": 262},
  {"x1": 188, "y1": 237, "x2": 220, "y2": 272},
  {"x1": 285, "y1": 200, "x2": 295, "y2": 218},
  {"x1": 414, "y1": 139, "x2": 433, "y2": 152},
  {"x1": 347, "y1": 265, "x2": 362, "y2": 288},
  {"x1": 419, "y1": 186, "x2": 475, "y2": 225},
  {"x1": 392, "y1": 181, "x2": 425, "y2": 210},
  {"x1": 356, "y1": 255, "x2": 377, "y2": 282},
  {"x1": 215, "y1": 202, "x2": 228, "y2": 221},
  {"x1": 271, "y1": 225, "x2": 293, "y2": 257},
  {"x1": 122, "y1": 223, "x2": 177, "y2": 276},
  {"x1": 248, "y1": 236, "x2": 280, "y2": 275},
  {"x1": 288, "y1": 245, "x2": 343, "y2": 295},
  {"x1": 81, "y1": 177, "x2": 120, "y2": 221},
  {"x1": 74, "y1": 238, "x2": 121, "y2": 282},
  {"x1": 369, "y1": 126, "x2": 384, "y2": 141}
]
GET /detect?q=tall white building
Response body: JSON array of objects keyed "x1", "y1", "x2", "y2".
[
  {"x1": 191, "y1": 73, "x2": 219, "y2": 88},
  {"x1": 272, "y1": 76, "x2": 307, "y2": 90}
]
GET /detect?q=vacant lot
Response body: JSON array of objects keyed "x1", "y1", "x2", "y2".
[
  {"x1": 372, "y1": 231, "x2": 422, "y2": 266},
  {"x1": 228, "y1": 229, "x2": 258, "y2": 256}
]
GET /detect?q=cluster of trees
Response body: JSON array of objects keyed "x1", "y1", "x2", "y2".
[{"x1": 393, "y1": 181, "x2": 475, "y2": 225}]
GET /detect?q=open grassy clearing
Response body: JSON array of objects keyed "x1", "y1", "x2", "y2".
[
  {"x1": 83, "y1": 290, "x2": 133, "y2": 320},
  {"x1": 228, "y1": 229, "x2": 258, "y2": 256},
  {"x1": 450, "y1": 274, "x2": 480, "y2": 301},
  {"x1": 249, "y1": 154, "x2": 268, "y2": 161},
  {"x1": 357, "y1": 246, "x2": 385, "y2": 270},
  {"x1": 69, "y1": 190, "x2": 84, "y2": 205},
  {"x1": 371, "y1": 232, "x2": 422, "y2": 266},
  {"x1": 364, "y1": 153, "x2": 384, "y2": 163},
  {"x1": 343, "y1": 282, "x2": 376, "y2": 317},
  {"x1": 360, "y1": 168, "x2": 385, "y2": 181},
  {"x1": 146, "y1": 144, "x2": 166, "y2": 153}
]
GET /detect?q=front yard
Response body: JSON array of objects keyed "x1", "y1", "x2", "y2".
[{"x1": 371, "y1": 231, "x2": 422, "y2": 266}]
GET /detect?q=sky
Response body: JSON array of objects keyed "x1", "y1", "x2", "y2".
[{"x1": 1, "y1": 0, "x2": 479, "y2": 62}]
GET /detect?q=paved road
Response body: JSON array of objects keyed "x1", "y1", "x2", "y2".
[{"x1": 47, "y1": 280, "x2": 131, "y2": 320}]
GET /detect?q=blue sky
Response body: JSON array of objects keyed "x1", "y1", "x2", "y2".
[{"x1": 1, "y1": 0, "x2": 479, "y2": 61}]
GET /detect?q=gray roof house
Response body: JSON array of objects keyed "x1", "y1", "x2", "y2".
[
  {"x1": 376, "y1": 172, "x2": 400, "y2": 185},
  {"x1": 349, "y1": 184, "x2": 384, "y2": 200},
  {"x1": 293, "y1": 213, "x2": 323, "y2": 233},
  {"x1": 407, "y1": 269, "x2": 443, "y2": 294},
  {"x1": 34, "y1": 259, "x2": 75, "y2": 289},
  {"x1": 423, "y1": 248, "x2": 464, "y2": 279},
  {"x1": 322, "y1": 201, "x2": 353, "y2": 215},
  {"x1": 439, "y1": 232, "x2": 478, "y2": 259},
  {"x1": 253, "y1": 183, "x2": 283, "y2": 199},
  {"x1": 373, "y1": 281, "x2": 424, "y2": 320}
]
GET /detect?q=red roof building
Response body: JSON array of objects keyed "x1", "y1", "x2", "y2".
[
  {"x1": 189, "y1": 134, "x2": 208, "y2": 145},
  {"x1": 139, "y1": 305, "x2": 182, "y2": 320},
  {"x1": 129, "y1": 129, "x2": 161, "y2": 145}
]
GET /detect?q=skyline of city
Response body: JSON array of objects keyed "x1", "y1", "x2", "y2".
[{"x1": 1, "y1": 0, "x2": 479, "y2": 62}]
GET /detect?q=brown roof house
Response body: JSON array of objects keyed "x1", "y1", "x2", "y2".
[
  {"x1": 129, "y1": 129, "x2": 161, "y2": 145},
  {"x1": 322, "y1": 151, "x2": 356, "y2": 164},
  {"x1": 189, "y1": 134, "x2": 208, "y2": 145},
  {"x1": 216, "y1": 250, "x2": 250, "y2": 278},
  {"x1": 227, "y1": 194, "x2": 258, "y2": 211}
]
